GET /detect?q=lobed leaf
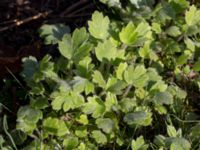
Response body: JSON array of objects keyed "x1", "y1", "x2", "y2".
[{"x1": 88, "y1": 11, "x2": 110, "y2": 40}]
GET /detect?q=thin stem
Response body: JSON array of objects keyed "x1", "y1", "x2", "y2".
[
  {"x1": 6, "y1": 67, "x2": 25, "y2": 90},
  {"x1": 3, "y1": 115, "x2": 18, "y2": 150},
  {"x1": 169, "y1": 114, "x2": 200, "y2": 123},
  {"x1": 60, "y1": 0, "x2": 88, "y2": 16},
  {"x1": 123, "y1": 85, "x2": 132, "y2": 98}
]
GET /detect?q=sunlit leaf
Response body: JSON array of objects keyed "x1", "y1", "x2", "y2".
[
  {"x1": 63, "y1": 137, "x2": 79, "y2": 150},
  {"x1": 124, "y1": 65, "x2": 149, "y2": 88},
  {"x1": 91, "y1": 130, "x2": 107, "y2": 144},
  {"x1": 95, "y1": 40, "x2": 117, "y2": 61},
  {"x1": 185, "y1": 5, "x2": 200, "y2": 26},
  {"x1": 166, "y1": 26, "x2": 181, "y2": 37},
  {"x1": 131, "y1": 136, "x2": 148, "y2": 150},
  {"x1": 83, "y1": 97, "x2": 106, "y2": 118},
  {"x1": 88, "y1": 11, "x2": 110, "y2": 40},
  {"x1": 43, "y1": 117, "x2": 69, "y2": 136},
  {"x1": 92, "y1": 70, "x2": 106, "y2": 88}
]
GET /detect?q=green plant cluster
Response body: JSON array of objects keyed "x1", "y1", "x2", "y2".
[{"x1": 1, "y1": 0, "x2": 200, "y2": 149}]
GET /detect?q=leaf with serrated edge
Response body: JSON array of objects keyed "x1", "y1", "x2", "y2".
[
  {"x1": 95, "y1": 40, "x2": 117, "y2": 61},
  {"x1": 83, "y1": 97, "x2": 106, "y2": 118},
  {"x1": 92, "y1": 70, "x2": 106, "y2": 88},
  {"x1": 96, "y1": 118, "x2": 114, "y2": 133},
  {"x1": 89, "y1": 11, "x2": 110, "y2": 40}
]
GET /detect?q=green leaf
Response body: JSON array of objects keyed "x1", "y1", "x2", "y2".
[
  {"x1": 91, "y1": 130, "x2": 107, "y2": 144},
  {"x1": 64, "y1": 92, "x2": 84, "y2": 111},
  {"x1": 70, "y1": 76, "x2": 94, "y2": 94},
  {"x1": 58, "y1": 34, "x2": 73, "y2": 59},
  {"x1": 184, "y1": 38, "x2": 195, "y2": 52},
  {"x1": 95, "y1": 40, "x2": 117, "y2": 61},
  {"x1": 75, "y1": 126, "x2": 88, "y2": 138},
  {"x1": 63, "y1": 137, "x2": 79, "y2": 150},
  {"x1": 30, "y1": 97, "x2": 49, "y2": 109},
  {"x1": 119, "y1": 22, "x2": 137, "y2": 45},
  {"x1": 38, "y1": 55, "x2": 57, "y2": 80},
  {"x1": 0, "y1": 135, "x2": 5, "y2": 146},
  {"x1": 106, "y1": 77, "x2": 126, "y2": 94},
  {"x1": 83, "y1": 97, "x2": 106, "y2": 118},
  {"x1": 139, "y1": 41, "x2": 151, "y2": 58},
  {"x1": 149, "y1": 80, "x2": 167, "y2": 93},
  {"x1": 73, "y1": 43, "x2": 93, "y2": 62},
  {"x1": 186, "y1": 25, "x2": 199, "y2": 35},
  {"x1": 120, "y1": 21, "x2": 151, "y2": 46},
  {"x1": 176, "y1": 88, "x2": 187, "y2": 99},
  {"x1": 167, "y1": 138, "x2": 191, "y2": 150},
  {"x1": 105, "y1": 92, "x2": 118, "y2": 111},
  {"x1": 58, "y1": 28, "x2": 92, "y2": 61},
  {"x1": 76, "y1": 56, "x2": 94, "y2": 78},
  {"x1": 135, "y1": 22, "x2": 151, "y2": 38},
  {"x1": 17, "y1": 106, "x2": 43, "y2": 134},
  {"x1": 130, "y1": 0, "x2": 143, "y2": 9},
  {"x1": 135, "y1": 88, "x2": 147, "y2": 99},
  {"x1": 72, "y1": 28, "x2": 92, "y2": 61},
  {"x1": 154, "y1": 135, "x2": 166, "y2": 147},
  {"x1": 76, "y1": 114, "x2": 89, "y2": 125},
  {"x1": 119, "y1": 98, "x2": 137, "y2": 113},
  {"x1": 100, "y1": 0, "x2": 121, "y2": 8},
  {"x1": 167, "y1": 125, "x2": 177, "y2": 137},
  {"x1": 177, "y1": 54, "x2": 188, "y2": 65},
  {"x1": 85, "y1": 81, "x2": 95, "y2": 95},
  {"x1": 131, "y1": 136, "x2": 148, "y2": 150},
  {"x1": 166, "y1": 26, "x2": 181, "y2": 37},
  {"x1": 153, "y1": 91, "x2": 173, "y2": 105},
  {"x1": 124, "y1": 65, "x2": 149, "y2": 88},
  {"x1": 92, "y1": 70, "x2": 106, "y2": 88},
  {"x1": 43, "y1": 117, "x2": 69, "y2": 136},
  {"x1": 116, "y1": 62, "x2": 127, "y2": 80},
  {"x1": 152, "y1": 22, "x2": 162, "y2": 34},
  {"x1": 21, "y1": 56, "x2": 39, "y2": 81},
  {"x1": 154, "y1": 105, "x2": 167, "y2": 114},
  {"x1": 130, "y1": 0, "x2": 155, "y2": 9},
  {"x1": 170, "y1": 0, "x2": 189, "y2": 13},
  {"x1": 123, "y1": 111, "x2": 152, "y2": 126},
  {"x1": 96, "y1": 118, "x2": 114, "y2": 133},
  {"x1": 183, "y1": 65, "x2": 190, "y2": 74},
  {"x1": 185, "y1": 5, "x2": 200, "y2": 26},
  {"x1": 72, "y1": 27, "x2": 89, "y2": 50},
  {"x1": 39, "y1": 24, "x2": 70, "y2": 45},
  {"x1": 193, "y1": 59, "x2": 200, "y2": 71},
  {"x1": 21, "y1": 139, "x2": 51, "y2": 150},
  {"x1": 88, "y1": 11, "x2": 110, "y2": 40},
  {"x1": 10, "y1": 130, "x2": 27, "y2": 146},
  {"x1": 51, "y1": 90, "x2": 84, "y2": 112},
  {"x1": 78, "y1": 143, "x2": 86, "y2": 150},
  {"x1": 147, "y1": 68, "x2": 162, "y2": 81},
  {"x1": 70, "y1": 76, "x2": 87, "y2": 93},
  {"x1": 190, "y1": 123, "x2": 200, "y2": 138}
]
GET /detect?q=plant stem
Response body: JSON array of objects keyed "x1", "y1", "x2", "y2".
[{"x1": 3, "y1": 115, "x2": 18, "y2": 150}]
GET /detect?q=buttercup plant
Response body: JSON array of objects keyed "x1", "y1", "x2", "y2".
[{"x1": 1, "y1": 0, "x2": 200, "y2": 149}]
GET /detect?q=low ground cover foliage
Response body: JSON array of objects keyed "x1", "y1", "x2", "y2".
[{"x1": 1, "y1": 0, "x2": 200, "y2": 149}]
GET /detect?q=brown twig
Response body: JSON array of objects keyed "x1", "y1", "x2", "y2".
[
  {"x1": 67, "y1": 3, "x2": 95, "y2": 17},
  {"x1": 0, "y1": 10, "x2": 52, "y2": 32},
  {"x1": 60, "y1": 0, "x2": 88, "y2": 16},
  {"x1": 0, "y1": 19, "x2": 18, "y2": 25},
  {"x1": 60, "y1": 13, "x2": 92, "y2": 18}
]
